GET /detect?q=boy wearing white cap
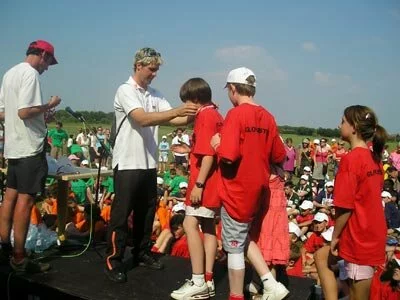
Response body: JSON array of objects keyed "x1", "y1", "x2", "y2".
[
  {"x1": 301, "y1": 213, "x2": 329, "y2": 279},
  {"x1": 158, "y1": 135, "x2": 169, "y2": 173},
  {"x1": 313, "y1": 181, "x2": 334, "y2": 212},
  {"x1": 210, "y1": 67, "x2": 288, "y2": 300},
  {"x1": 295, "y1": 175, "x2": 313, "y2": 202}
]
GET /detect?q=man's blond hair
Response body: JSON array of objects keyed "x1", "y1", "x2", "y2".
[{"x1": 133, "y1": 47, "x2": 163, "y2": 71}]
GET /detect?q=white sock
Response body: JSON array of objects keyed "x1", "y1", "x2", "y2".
[
  {"x1": 261, "y1": 272, "x2": 277, "y2": 291},
  {"x1": 192, "y1": 274, "x2": 205, "y2": 287}
]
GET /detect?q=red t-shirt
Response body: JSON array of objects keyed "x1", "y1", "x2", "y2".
[
  {"x1": 287, "y1": 256, "x2": 305, "y2": 278},
  {"x1": 334, "y1": 147, "x2": 386, "y2": 266},
  {"x1": 170, "y1": 235, "x2": 190, "y2": 258},
  {"x1": 216, "y1": 104, "x2": 286, "y2": 223},
  {"x1": 369, "y1": 266, "x2": 400, "y2": 300},
  {"x1": 304, "y1": 232, "x2": 325, "y2": 253},
  {"x1": 296, "y1": 214, "x2": 314, "y2": 224},
  {"x1": 186, "y1": 104, "x2": 223, "y2": 208}
]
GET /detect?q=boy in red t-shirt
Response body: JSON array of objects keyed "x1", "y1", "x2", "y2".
[
  {"x1": 314, "y1": 105, "x2": 388, "y2": 300},
  {"x1": 170, "y1": 78, "x2": 223, "y2": 300},
  {"x1": 210, "y1": 67, "x2": 289, "y2": 300}
]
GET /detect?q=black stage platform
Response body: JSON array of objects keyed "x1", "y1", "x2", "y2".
[{"x1": 0, "y1": 245, "x2": 314, "y2": 300}]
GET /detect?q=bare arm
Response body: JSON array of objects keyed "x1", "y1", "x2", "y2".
[
  {"x1": 18, "y1": 96, "x2": 61, "y2": 120},
  {"x1": 169, "y1": 115, "x2": 195, "y2": 126},
  {"x1": 331, "y1": 207, "x2": 352, "y2": 256},
  {"x1": 129, "y1": 103, "x2": 198, "y2": 127},
  {"x1": 190, "y1": 155, "x2": 214, "y2": 205}
]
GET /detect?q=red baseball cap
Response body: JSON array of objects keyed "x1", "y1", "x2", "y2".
[{"x1": 28, "y1": 40, "x2": 58, "y2": 65}]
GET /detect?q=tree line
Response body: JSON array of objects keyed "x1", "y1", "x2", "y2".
[{"x1": 56, "y1": 110, "x2": 399, "y2": 141}]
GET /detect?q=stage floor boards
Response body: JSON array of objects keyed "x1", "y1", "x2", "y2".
[{"x1": 0, "y1": 245, "x2": 314, "y2": 299}]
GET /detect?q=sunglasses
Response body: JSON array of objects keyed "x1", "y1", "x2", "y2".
[{"x1": 142, "y1": 48, "x2": 161, "y2": 58}]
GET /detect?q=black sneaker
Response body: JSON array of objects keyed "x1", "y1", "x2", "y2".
[
  {"x1": 10, "y1": 257, "x2": 50, "y2": 274},
  {"x1": 104, "y1": 266, "x2": 127, "y2": 283},
  {"x1": 137, "y1": 252, "x2": 164, "y2": 270}
]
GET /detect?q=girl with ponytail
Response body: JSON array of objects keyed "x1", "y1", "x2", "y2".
[{"x1": 315, "y1": 105, "x2": 388, "y2": 300}]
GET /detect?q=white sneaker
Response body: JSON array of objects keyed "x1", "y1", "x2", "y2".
[
  {"x1": 262, "y1": 282, "x2": 289, "y2": 300},
  {"x1": 207, "y1": 279, "x2": 215, "y2": 297},
  {"x1": 170, "y1": 279, "x2": 210, "y2": 300}
]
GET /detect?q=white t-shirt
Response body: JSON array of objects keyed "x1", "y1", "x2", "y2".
[
  {"x1": 112, "y1": 77, "x2": 172, "y2": 170},
  {"x1": 171, "y1": 134, "x2": 190, "y2": 157},
  {"x1": 0, "y1": 62, "x2": 46, "y2": 159}
]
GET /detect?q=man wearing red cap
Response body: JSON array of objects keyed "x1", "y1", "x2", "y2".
[{"x1": 0, "y1": 40, "x2": 61, "y2": 273}]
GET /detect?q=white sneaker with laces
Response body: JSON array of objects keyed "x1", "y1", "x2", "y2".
[
  {"x1": 262, "y1": 282, "x2": 289, "y2": 300},
  {"x1": 170, "y1": 279, "x2": 210, "y2": 300},
  {"x1": 207, "y1": 279, "x2": 215, "y2": 297}
]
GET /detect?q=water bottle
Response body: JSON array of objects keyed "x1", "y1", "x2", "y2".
[{"x1": 35, "y1": 228, "x2": 43, "y2": 253}]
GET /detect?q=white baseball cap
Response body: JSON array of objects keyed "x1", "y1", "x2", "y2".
[
  {"x1": 226, "y1": 67, "x2": 256, "y2": 87},
  {"x1": 288, "y1": 222, "x2": 302, "y2": 238},
  {"x1": 172, "y1": 202, "x2": 186, "y2": 213},
  {"x1": 313, "y1": 139, "x2": 320, "y2": 145},
  {"x1": 381, "y1": 191, "x2": 392, "y2": 198},
  {"x1": 321, "y1": 227, "x2": 334, "y2": 242},
  {"x1": 157, "y1": 177, "x2": 164, "y2": 185},
  {"x1": 325, "y1": 181, "x2": 334, "y2": 188},
  {"x1": 179, "y1": 182, "x2": 188, "y2": 189},
  {"x1": 299, "y1": 200, "x2": 314, "y2": 210},
  {"x1": 300, "y1": 175, "x2": 309, "y2": 181},
  {"x1": 162, "y1": 135, "x2": 167, "y2": 139},
  {"x1": 81, "y1": 159, "x2": 89, "y2": 166},
  {"x1": 303, "y1": 166, "x2": 311, "y2": 172},
  {"x1": 314, "y1": 212, "x2": 329, "y2": 223}
]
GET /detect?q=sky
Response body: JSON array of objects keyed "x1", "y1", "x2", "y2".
[{"x1": 1, "y1": 0, "x2": 399, "y2": 133}]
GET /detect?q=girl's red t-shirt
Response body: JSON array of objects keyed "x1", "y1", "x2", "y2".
[{"x1": 334, "y1": 147, "x2": 386, "y2": 266}]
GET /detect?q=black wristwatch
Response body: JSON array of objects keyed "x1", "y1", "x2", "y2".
[{"x1": 195, "y1": 182, "x2": 204, "y2": 188}]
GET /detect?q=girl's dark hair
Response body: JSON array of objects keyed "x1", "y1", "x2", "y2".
[
  {"x1": 380, "y1": 259, "x2": 400, "y2": 290},
  {"x1": 343, "y1": 105, "x2": 388, "y2": 163},
  {"x1": 179, "y1": 78, "x2": 212, "y2": 104},
  {"x1": 170, "y1": 214, "x2": 185, "y2": 232}
]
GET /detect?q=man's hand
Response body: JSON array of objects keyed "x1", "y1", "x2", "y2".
[
  {"x1": 176, "y1": 103, "x2": 200, "y2": 117},
  {"x1": 48, "y1": 96, "x2": 61, "y2": 109}
]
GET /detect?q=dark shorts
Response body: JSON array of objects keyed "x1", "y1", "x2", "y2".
[{"x1": 7, "y1": 153, "x2": 47, "y2": 195}]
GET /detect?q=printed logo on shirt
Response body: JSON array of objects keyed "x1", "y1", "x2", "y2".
[
  {"x1": 366, "y1": 169, "x2": 383, "y2": 177},
  {"x1": 245, "y1": 127, "x2": 268, "y2": 134}
]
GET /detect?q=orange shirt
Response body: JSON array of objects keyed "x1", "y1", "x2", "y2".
[
  {"x1": 30, "y1": 206, "x2": 42, "y2": 225},
  {"x1": 157, "y1": 200, "x2": 171, "y2": 230},
  {"x1": 101, "y1": 205, "x2": 111, "y2": 223}
]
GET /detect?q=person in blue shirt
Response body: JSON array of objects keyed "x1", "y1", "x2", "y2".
[{"x1": 158, "y1": 135, "x2": 170, "y2": 173}]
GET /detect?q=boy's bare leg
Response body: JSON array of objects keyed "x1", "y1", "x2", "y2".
[
  {"x1": 202, "y1": 218, "x2": 217, "y2": 275},
  {"x1": 184, "y1": 216, "x2": 204, "y2": 274}
]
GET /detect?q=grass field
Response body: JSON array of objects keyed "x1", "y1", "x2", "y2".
[{"x1": 51, "y1": 122, "x2": 399, "y2": 153}]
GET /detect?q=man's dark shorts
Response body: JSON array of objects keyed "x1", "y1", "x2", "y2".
[{"x1": 7, "y1": 153, "x2": 47, "y2": 195}]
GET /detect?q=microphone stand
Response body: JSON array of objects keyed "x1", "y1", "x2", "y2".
[{"x1": 63, "y1": 111, "x2": 110, "y2": 257}]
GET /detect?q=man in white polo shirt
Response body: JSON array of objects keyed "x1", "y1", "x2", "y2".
[
  {"x1": 105, "y1": 47, "x2": 198, "y2": 283},
  {"x1": 0, "y1": 40, "x2": 61, "y2": 273}
]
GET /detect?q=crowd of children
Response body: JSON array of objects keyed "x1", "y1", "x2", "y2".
[{"x1": 2, "y1": 67, "x2": 400, "y2": 300}]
